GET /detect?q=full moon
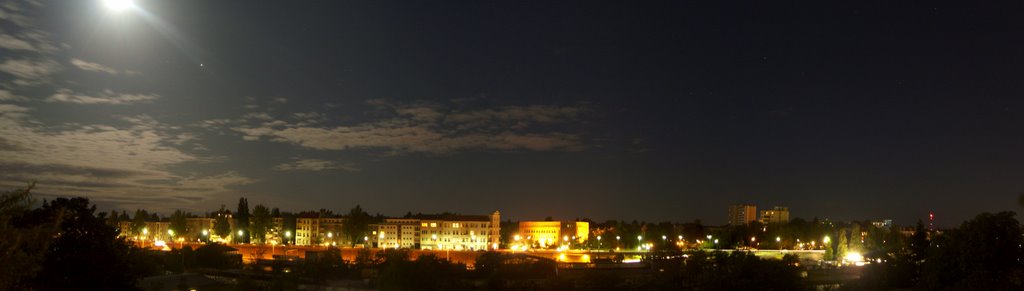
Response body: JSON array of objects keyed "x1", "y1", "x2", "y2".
[{"x1": 103, "y1": 0, "x2": 134, "y2": 12}]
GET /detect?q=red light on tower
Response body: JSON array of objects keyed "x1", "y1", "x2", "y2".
[{"x1": 928, "y1": 211, "x2": 935, "y2": 231}]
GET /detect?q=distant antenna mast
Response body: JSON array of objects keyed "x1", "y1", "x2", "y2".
[{"x1": 928, "y1": 211, "x2": 935, "y2": 231}]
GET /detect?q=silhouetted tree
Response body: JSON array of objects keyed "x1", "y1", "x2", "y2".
[
  {"x1": 236, "y1": 197, "x2": 250, "y2": 243},
  {"x1": 251, "y1": 204, "x2": 271, "y2": 244},
  {"x1": 107, "y1": 209, "x2": 120, "y2": 227},
  {"x1": 213, "y1": 205, "x2": 232, "y2": 240},
  {"x1": 18, "y1": 197, "x2": 151, "y2": 290},
  {"x1": 169, "y1": 209, "x2": 189, "y2": 238},
  {"x1": 131, "y1": 209, "x2": 149, "y2": 235},
  {"x1": 343, "y1": 205, "x2": 370, "y2": 246},
  {"x1": 919, "y1": 212, "x2": 1024, "y2": 289},
  {"x1": 0, "y1": 183, "x2": 59, "y2": 289}
]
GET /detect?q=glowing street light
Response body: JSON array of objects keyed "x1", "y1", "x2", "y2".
[
  {"x1": 776, "y1": 236, "x2": 781, "y2": 242},
  {"x1": 201, "y1": 229, "x2": 209, "y2": 236},
  {"x1": 823, "y1": 236, "x2": 831, "y2": 244},
  {"x1": 168, "y1": 229, "x2": 174, "y2": 236},
  {"x1": 238, "y1": 230, "x2": 244, "y2": 237},
  {"x1": 142, "y1": 228, "x2": 149, "y2": 235},
  {"x1": 284, "y1": 231, "x2": 291, "y2": 238}
]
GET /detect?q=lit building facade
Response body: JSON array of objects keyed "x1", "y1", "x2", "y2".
[
  {"x1": 517, "y1": 220, "x2": 590, "y2": 247},
  {"x1": 728, "y1": 204, "x2": 758, "y2": 225},
  {"x1": 418, "y1": 211, "x2": 501, "y2": 251},
  {"x1": 295, "y1": 216, "x2": 346, "y2": 246},
  {"x1": 371, "y1": 218, "x2": 421, "y2": 249},
  {"x1": 759, "y1": 206, "x2": 790, "y2": 224}
]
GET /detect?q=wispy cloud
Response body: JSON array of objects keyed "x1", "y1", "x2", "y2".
[
  {"x1": 0, "y1": 58, "x2": 60, "y2": 85},
  {"x1": 0, "y1": 111, "x2": 256, "y2": 209},
  {"x1": 222, "y1": 100, "x2": 589, "y2": 154},
  {"x1": 70, "y1": 58, "x2": 118, "y2": 74},
  {"x1": 47, "y1": 88, "x2": 159, "y2": 105},
  {"x1": 0, "y1": 89, "x2": 27, "y2": 101},
  {"x1": 274, "y1": 158, "x2": 359, "y2": 172},
  {"x1": 0, "y1": 33, "x2": 35, "y2": 51}
]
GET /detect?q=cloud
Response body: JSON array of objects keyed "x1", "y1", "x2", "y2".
[
  {"x1": 223, "y1": 101, "x2": 589, "y2": 154},
  {"x1": 0, "y1": 103, "x2": 30, "y2": 119},
  {"x1": 47, "y1": 88, "x2": 159, "y2": 105},
  {"x1": 0, "y1": 89, "x2": 28, "y2": 101},
  {"x1": 272, "y1": 97, "x2": 288, "y2": 104},
  {"x1": 0, "y1": 33, "x2": 35, "y2": 51},
  {"x1": 274, "y1": 158, "x2": 359, "y2": 172},
  {"x1": 0, "y1": 58, "x2": 60, "y2": 85},
  {"x1": 70, "y1": 58, "x2": 118, "y2": 74},
  {"x1": 0, "y1": 111, "x2": 256, "y2": 210}
]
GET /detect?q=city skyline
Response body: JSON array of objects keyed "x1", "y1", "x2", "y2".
[{"x1": 2, "y1": 1, "x2": 1023, "y2": 227}]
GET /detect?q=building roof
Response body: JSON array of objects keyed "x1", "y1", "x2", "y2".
[{"x1": 412, "y1": 213, "x2": 491, "y2": 222}]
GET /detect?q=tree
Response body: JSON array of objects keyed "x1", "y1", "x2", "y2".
[
  {"x1": 824, "y1": 242, "x2": 835, "y2": 261},
  {"x1": 343, "y1": 205, "x2": 370, "y2": 246},
  {"x1": 837, "y1": 229, "x2": 849, "y2": 261},
  {"x1": 236, "y1": 197, "x2": 250, "y2": 243},
  {"x1": 17, "y1": 197, "x2": 152, "y2": 289},
  {"x1": 0, "y1": 183, "x2": 60, "y2": 289},
  {"x1": 251, "y1": 204, "x2": 271, "y2": 244},
  {"x1": 849, "y1": 223, "x2": 863, "y2": 252},
  {"x1": 282, "y1": 212, "x2": 297, "y2": 245},
  {"x1": 919, "y1": 212, "x2": 1024, "y2": 290},
  {"x1": 215, "y1": 203, "x2": 233, "y2": 239},
  {"x1": 131, "y1": 209, "x2": 149, "y2": 236},
  {"x1": 107, "y1": 209, "x2": 120, "y2": 227},
  {"x1": 169, "y1": 209, "x2": 189, "y2": 239}
]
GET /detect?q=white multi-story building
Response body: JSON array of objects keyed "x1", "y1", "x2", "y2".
[
  {"x1": 418, "y1": 211, "x2": 500, "y2": 251},
  {"x1": 372, "y1": 218, "x2": 421, "y2": 249},
  {"x1": 296, "y1": 216, "x2": 346, "y2": 246}
]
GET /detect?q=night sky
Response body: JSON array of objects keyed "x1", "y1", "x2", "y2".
[{"x1": 1, "y1": 0, "x2": 1022, "y2": 226}]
